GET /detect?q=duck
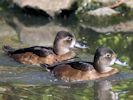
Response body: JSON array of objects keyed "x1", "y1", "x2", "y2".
[
  {"x1": 3, "y1": 31, "x2": 88, "y2": 65},
  {"x1": 42, "y1": 47, "x2": 127, "y2": 82}
]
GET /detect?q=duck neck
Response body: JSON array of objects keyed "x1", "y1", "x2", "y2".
[
  {"x1": 94, "y1": 61, "x2": 113, "y2": 73},
  {"x1": 53, "y1": 41, "x2": 70, "y2": 55}
]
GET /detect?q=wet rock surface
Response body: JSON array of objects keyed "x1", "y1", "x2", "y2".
[
  {"x1": 87, "y1": 7, "x2": 119, "y2": 16},
  {"x1": 0, "y1": 18, "x2": 16, "y2": 37},
  {"x1": 11, "y1": 18, "x2": 71, "y2": 46},
  {"x1": 124, "y1": 0, "x2": 133, "y2": 9},
  {"x1": 80, "y1": 21, "x2": 133, "y2": 33},
  {"x1": 94, "y1": 0, "x2": 116, "y2": 4},
  {"x1": 12, "y1": 0, "x2": 76, "y2": 17}
]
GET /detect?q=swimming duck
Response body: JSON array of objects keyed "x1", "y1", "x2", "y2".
[
  {"x1": 42, "y1": 47, "x2": 127, "y2": 82},
  {"x1": 3, "y1": 31, "x2": 88, "y2": 65}
]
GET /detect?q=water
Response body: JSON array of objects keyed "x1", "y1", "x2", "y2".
[{"x1": 0, "y1": 1, "x2": 133, "y2": 100}]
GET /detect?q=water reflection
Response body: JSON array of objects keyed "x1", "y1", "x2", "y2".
[
  {"x1": 0, "y1": 1, "x2": 133, "y2": 100},
  {"x1": 0, "y1": 80, "x2": 133, "y2": 100},
  {"x1": 94, "y1": 80, "x2": 128, "y2": 100}
]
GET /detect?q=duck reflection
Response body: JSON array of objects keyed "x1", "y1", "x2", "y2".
[{"x1": 94, "y1": 80, "x2": 128, "y2": 100}]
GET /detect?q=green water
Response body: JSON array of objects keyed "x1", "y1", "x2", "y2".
[{"x1": 0, "y1": 1, "x2": 133, "y2": 100}]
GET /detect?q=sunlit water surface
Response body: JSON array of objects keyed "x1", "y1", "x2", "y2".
[{"x1": 0, "y1": 2, "x2": 133, "y2": 100}]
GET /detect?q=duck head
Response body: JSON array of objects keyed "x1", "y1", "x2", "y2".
[
  {"x1": 94, "y1": 47, "x2": 127, "y2": 73},
  {"x1": 53, "y1": 31, "x2": 88, "y2": 55}
]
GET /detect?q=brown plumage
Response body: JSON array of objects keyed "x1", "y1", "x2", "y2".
[
  {"x1": 43, "y1": 47, "x2": 121, "y2": 82},
  {"x1": 3, "y1": 31, "x2": 88, "y2": 65}
]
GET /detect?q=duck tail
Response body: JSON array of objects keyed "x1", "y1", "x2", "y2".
[{"x1": 2, "y1": 45, "x2": 15, "y2": 55}]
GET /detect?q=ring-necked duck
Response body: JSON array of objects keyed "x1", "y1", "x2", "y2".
[
  {"x1": 3, "y1": 31, "x2": 88, "y2": 65},
  {"x1": 42, "y1": 47, "x2": 127, "y2": 82}
]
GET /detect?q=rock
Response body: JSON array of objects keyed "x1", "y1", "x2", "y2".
[
  {"x1": 0, "y1": 87, "x2": 7, "y2": 92},
  {"x1": 12, "y1": 0, "x2": 76, "y2": 17},
  {"x1": 0, "y1": 17, "x2": 16, "y2": 37},
  {"x1": 12, "y1": 18, "x2": 71, "y2": 46},
  {"x1": 124, "y1": 0, "x2": 133, "y2": 9},
  {"x1": 94, "y1": 0, "x2": 116, "y2": 4},
  {"x1": 80, "y1": 21, "x2": 133, "y2": 33},
  {"x1": 79, "y1": 0, "x2": 115, "y2": 6},
  {"x1": 87, "y1": 7, "x2": 119, "y2": 16}
]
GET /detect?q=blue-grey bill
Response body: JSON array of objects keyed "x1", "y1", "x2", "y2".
[
  {"x1": 74, "y1": 42, "x2": 89, "y2": 48},
  {"x1": 115, "y1": 59, "x2": 128, "y2": 66}
]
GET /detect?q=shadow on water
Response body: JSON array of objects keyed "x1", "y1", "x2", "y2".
[{"x1": 0, "y1": 0, "x2": 133, "y2": 100}]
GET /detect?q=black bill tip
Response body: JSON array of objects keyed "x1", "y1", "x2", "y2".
[{"x1": 115, "y1": 59, "x2": 128, "y2": 66}]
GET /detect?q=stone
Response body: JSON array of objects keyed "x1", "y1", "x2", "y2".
[
  {"x1": 0, "y1": 17, "x2": 16, "y2": 37},
  {"x1": 12, "y1": 18, "x2": 71, "y2": 46},
  {"x1": 12, "y1": 0, "x2": 76, "y2": 17},
  {"x1": 124, "y1": 0, "x2": 133, "y2": 9},
  {"x1": 87, "y1": 7, "x2": 119, "y2": 16},
  {"x1": 80, "y1": 21, "x2": 133, "y2": 33},
  {"x1": 94, "y1": 0, "x2": 116, "y2": 4}
]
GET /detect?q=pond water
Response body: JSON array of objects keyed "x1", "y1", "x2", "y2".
[{"x1": 0, "y1": 1, "x2": 133, "y2": 100}]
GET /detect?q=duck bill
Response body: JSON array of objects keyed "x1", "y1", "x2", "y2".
[
  {"x1": 74, "y1": 42, "x2": 89, "y2": 49},
  {"x1": 114, "y1": 59, "x2": 128, "y2": 66}
]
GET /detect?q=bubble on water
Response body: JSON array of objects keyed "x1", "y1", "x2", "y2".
[
  {"x1": 47, "y1": 94, "x2": 52, "y2": 96},
  {"x1": 83, "y1": 40, "x2": 87, "y2": 43},
  {"x1": 80, "y1": 19, "x2": 83, "y2": 22},
  {"x1": 106, "y1": 32, "x2": 111, "y2": 35},
  {"x1": 122, "y1": 13, "x2": 125, "y2": 16},
  {"x1": 82, "y1": 37, "x2": 85, "y2": 39},
  {"x1": 124, "y1": 46, "x2": 127, "y2": 48},
  {"x1": 57, "y1": 85, "x2": 70, "y2": 89},
  {"x1": 54, "y1": 79, "x2": 58, "y2": 81}
]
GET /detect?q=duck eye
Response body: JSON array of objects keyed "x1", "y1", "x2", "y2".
[
  {"x1": 67, "y1": 37, "x2": 72, "y2": 41},
  {"x1": 106, "y1": 53, "x2": 111, "y2": 57}
]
